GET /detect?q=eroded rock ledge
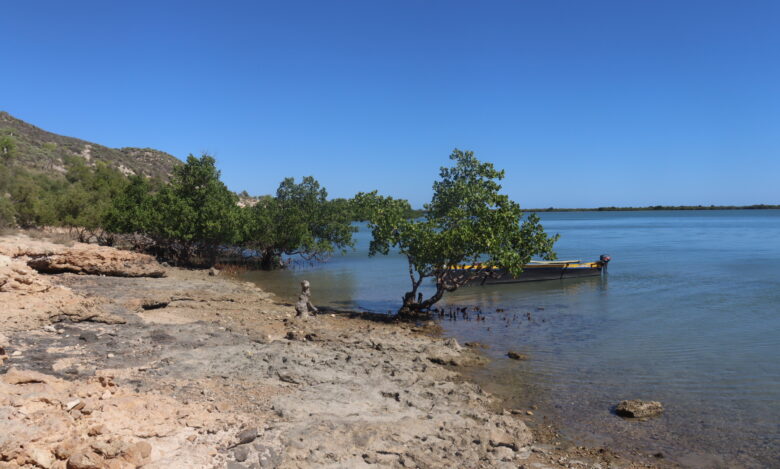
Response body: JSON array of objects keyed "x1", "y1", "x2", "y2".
[{"x1": 0, "y1": 234, "x2": 165, "y2": 278}]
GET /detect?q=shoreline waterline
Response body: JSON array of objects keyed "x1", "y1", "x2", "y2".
[{"x1": 241, "y1": 209, "x2": 780, "y2": 469}]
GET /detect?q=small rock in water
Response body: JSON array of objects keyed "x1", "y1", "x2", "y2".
[
  {"x1": 506, "y1": 351, "x2": 528, "y2": 361},
  {"x1": 209, "y1": 267, "x2": 219, "y2": 276},
  {"x1": 615, "y1": 399, "x2": 664, "y2": 418},
  {"x1": 464, "y1": 341, "x2": 487, "y2": 349}
]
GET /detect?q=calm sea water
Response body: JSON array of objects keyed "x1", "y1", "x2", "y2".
[{"x1": 242, "y1": 210, "x2": 780, "y2": 468}]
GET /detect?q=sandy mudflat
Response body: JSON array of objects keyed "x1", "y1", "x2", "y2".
[{"x1": 0, "y1": 233, "x2": 674, "y2": 468}]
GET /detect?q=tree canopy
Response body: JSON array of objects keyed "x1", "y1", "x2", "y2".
[
  {"x1": 112, "y1": 154, "x2": 242, "y2": 265},
  {"x1": 101, "y1": 156, "x2": 355, "y2": 268},
  {"x1": 355, "y1": 149, "x2": 558, "y2": 316},
  {"x1": 244, "y1": 176, "x2": 355, "y2": 269}
]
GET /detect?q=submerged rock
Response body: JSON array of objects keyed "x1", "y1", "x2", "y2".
[
  {"x1": 507, "y1": 351, "x2": 529, "y2": 361},
  {"x1": 615, "y1": 399, "x2": 664, "y2": 418}
]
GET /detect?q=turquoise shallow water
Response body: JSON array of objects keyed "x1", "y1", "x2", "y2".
[{"x1": 242, "y1": 210, "x2": 780, "y2": 468}]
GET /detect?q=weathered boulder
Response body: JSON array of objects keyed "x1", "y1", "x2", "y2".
[
  {"x1": 0, "y1": 234, "x2": 165, "y2": 278},
  {"x1": 0, "y1": 254, "x2": 50, "y2": 293},
  {"x1": 26, "y1": 246, "x2": 165, "y2": 278},
  {"x1": 615, "y1": 399, "x2": 664, "y2": 418},
  {"x1": 0, "y1": 255, "x2": 108, "y2": 330}
]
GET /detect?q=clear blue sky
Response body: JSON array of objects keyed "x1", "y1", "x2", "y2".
[{"x1": 3, "y1": 1, "x2": 779, "y2": 207}]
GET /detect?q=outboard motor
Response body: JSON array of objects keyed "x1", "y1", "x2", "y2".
[{"x1": 599, "y1": 254, "x2": 611, "y2": 274}]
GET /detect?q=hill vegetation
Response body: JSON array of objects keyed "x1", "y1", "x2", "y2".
[{"x1": 0, "y1": 111, "x2": 181, "y2": 180}]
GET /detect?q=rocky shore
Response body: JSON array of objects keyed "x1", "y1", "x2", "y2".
[{"x1": 0, "y1": 232, "x2": 673, "y2": 469}]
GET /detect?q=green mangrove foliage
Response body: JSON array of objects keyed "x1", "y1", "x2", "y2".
[
  {"x1": 355, "y1": 149, "x2": 559, "y2": 316},
  {"x1": 244, "y1": 176, "x2": 356, "y2": 269},
  {"x1": 104, "y1": 154, "x2": 241, "y2": 265},
  {"x1": 101, "y1": 155, "x2": 355, "y2": 268}
]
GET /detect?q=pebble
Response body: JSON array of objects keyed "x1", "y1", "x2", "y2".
[
  {"x1": 235, "y1": 428, "x2": 259, "y2": 445},
  {"x1": 78, "y1": 331, "x2": 99, "y2": 343},
  {"x1": 233, "y1": 444, "x2": 250, "y2": 462},
  {"x1": 64, "y1": 399, "x2": 82, "y2": 411}
]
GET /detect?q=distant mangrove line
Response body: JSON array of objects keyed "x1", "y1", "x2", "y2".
[{"x1": 527, "y1": 204, "x2": 780, "y2": 212}]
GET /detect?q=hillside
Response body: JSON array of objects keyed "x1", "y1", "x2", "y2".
[{"x1": 0, "y1": 111, "x2": 181, "y2": 180}]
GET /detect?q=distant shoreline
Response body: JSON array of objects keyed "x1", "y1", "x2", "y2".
[
  {"x1": 525, "y1": 204, "x2": 780, "y2": 212},
  {"x1": 404, "y1": 205, "x2": 780, "y2": 217}
]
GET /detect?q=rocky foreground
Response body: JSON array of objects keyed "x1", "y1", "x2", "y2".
[{"x1": 0, "y1": 233, "x2": 669, "y2": 469}]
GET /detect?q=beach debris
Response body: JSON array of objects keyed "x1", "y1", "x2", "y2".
[
  {"x1": 507, "y1": 351, "x2": 529, "y2": 361},
  {"x1": 294, "y1": 280, "x2": 318, "y2": 318},
  {"x1": 615, "y1": 399, "x2": 664, "y2": 418}
]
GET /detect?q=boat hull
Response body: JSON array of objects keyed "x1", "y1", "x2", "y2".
[{"x1": 447, "y1": 259, "x2": 609, "y2": 286}]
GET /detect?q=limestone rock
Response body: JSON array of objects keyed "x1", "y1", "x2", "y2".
[
  {"x1": 67, "y1": 450, "x2": 104, "y2": 469},
  {"x1": 615, "y1": 399, "x2": 664, "y2": 418},
  {"x1": 121, "y1": 441, "x2": 152, "y2": 466},
  {"x1": 0, "y1": 235, "x2": 165, "y2": 278},
  {"x1": 3, "y1": 367, "x2": 52, "y2": 385},
  {"x1": 27, "y1": 247, "x2": 164, "y2": 278},
  {"x1": 0, "y1": 254, "x2": 106, "y2": 331},
  {"x1": 26, "y1": 446, "x2": 55, "y2": 469}
]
